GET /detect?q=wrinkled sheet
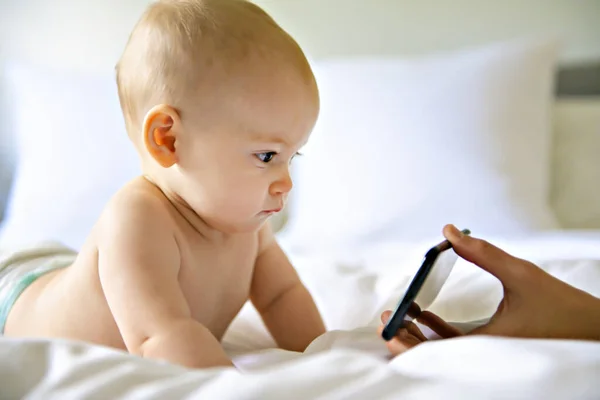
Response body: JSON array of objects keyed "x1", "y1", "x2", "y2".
[{"x1": 1, "y1": 231, "x2": 600, "y2": 399}]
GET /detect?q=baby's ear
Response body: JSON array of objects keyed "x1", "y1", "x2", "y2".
[{"x1": 142, "y1": 105, "x2": 180, "y2": 168}]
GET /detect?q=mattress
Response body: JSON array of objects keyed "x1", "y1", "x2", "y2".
[{"x1": 1, "y1": 231, "x2": 600, "y2": 399}]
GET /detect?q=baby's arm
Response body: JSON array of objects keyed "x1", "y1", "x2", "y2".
[
  {"x1": 250, "y1": 223, "x2": 326, "y2": 352},
  {"x1": 97, "y1": 194, "x2": 233, "y2": 369}
]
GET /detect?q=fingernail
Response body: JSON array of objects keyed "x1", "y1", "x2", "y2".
[{"x1": 382, "y1": 311, "x2": 391, "y2": 323}]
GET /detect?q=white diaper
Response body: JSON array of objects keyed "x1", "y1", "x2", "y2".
[{"x1": 0, "y1": 242, "x2": 76, "y2": 334}]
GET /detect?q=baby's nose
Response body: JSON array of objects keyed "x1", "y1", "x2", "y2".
[{"x1": 270, "y1": 173, "x2": 293, "y2": 195}]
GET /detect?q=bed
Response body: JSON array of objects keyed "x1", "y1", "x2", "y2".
[
  {"x1": 2, "y1": 233, "x2": 600, "y2": 399},
  {"x1": 1, "y1": 37, "x2": 600, "y2": 398}
]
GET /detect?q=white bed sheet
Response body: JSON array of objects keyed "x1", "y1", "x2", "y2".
[{"x1": 1, "y1": 231, "x2": 600, "y2": 399}]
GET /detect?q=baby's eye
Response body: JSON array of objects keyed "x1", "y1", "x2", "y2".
[{"x1": 256, "y1": 152, "x2": 277, "y2": 163}]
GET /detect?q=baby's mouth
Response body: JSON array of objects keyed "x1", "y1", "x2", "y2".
[{"x1": 262, "y1": 208, "x2": 282, "y2": 214}]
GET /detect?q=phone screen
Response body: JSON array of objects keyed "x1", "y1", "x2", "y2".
[{"x1": 381, "y1": 229, "x2": 470, "y2": 341}]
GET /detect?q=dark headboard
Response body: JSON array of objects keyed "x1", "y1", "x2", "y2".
[{"x1": 557, "y1": 60, "x2": 600, "y2": 97}]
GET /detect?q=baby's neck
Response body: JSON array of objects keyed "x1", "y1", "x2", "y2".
[{"x1": 140, "y1": 174, "x2": 231, "y2": 243}]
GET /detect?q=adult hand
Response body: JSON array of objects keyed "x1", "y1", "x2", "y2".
[{"x1": 378, "y1": 224, "x2": 600, "y2": 356}]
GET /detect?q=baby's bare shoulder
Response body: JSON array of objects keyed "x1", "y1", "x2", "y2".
[{"x1": 98, "y1": 178, "x2": 177, "y2": 242}]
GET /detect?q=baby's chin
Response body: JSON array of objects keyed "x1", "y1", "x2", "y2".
[
  {"x1": 244, "y1": 213, "x2": 274, "y2": 232},
  {"x1": 208, "y1": 213, "x2": 273, "y2": 235}
]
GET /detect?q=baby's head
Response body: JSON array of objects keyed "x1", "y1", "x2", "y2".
[{"x1": 116, "y1": 0, "x2": 319, "y2": 233}]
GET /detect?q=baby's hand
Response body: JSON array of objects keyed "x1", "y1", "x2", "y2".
[{"x1": 377, "y1": 306, "x2": 463, "y2": 356}]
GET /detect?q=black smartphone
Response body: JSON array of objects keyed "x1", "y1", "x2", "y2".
[{"x1": 381, "y1": 229, "x2": 471, "y2": 341}]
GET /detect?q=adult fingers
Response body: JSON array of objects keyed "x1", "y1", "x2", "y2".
[
  {"x1": 417, "y1": 311, "x2": 464, "y2": 338},
  {"x1": 407, "y1": 302, "x2": 422, "y2": 319},
  {"x1": 381, "y1": 310, "x2": 392, "y2": 324},
  {"x1": 443, "y1": 224, "x2": 530, "y2": 288},
  {"x1": 404, "y1": 321, "x2": 428, "y2": 342},
  {"x1": 385, "y1": 329, "x2": 423, "y2": 356},
  {"x1": 380, "y1": 302, "x2": 422, "y2": 324}
]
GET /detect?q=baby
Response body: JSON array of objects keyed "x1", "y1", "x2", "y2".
[{"x1": 1, "y1": 0, "x2": 325, "y2": 368}]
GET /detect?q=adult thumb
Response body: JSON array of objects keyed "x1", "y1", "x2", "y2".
[{"x1": 443, "y1": 224, "x2": 523, "y2": 287}]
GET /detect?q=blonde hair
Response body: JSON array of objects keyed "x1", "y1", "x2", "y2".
[{"x1": 116, "y1": 0, "x2": 309, "y2": 139}]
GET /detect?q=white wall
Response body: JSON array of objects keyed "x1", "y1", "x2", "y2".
[
  {"x1": 0, "y1": 0, "x2": 599, "y2": 74},
  {"x1": 1, "y1": 0, "x2": 599, "y2": 222},
  {"x1": 260, "y1": 0, "x2": 600, "y2": 62}
]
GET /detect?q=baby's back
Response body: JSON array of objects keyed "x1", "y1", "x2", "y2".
[{"x1": 4, "y1": 177, "x2": 259, "y2": 351}]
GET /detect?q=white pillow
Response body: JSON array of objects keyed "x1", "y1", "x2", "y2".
[
  {"x1": 279, "y1": 39, "x2": 561, "y2": 253},
  {"x1": 0, "y1": 62, "x2": 141, "y2": 250}
]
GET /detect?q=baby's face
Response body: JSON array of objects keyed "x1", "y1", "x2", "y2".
[{"x1": 174, "y1": 63, "x2": 319, "y2": 233}]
